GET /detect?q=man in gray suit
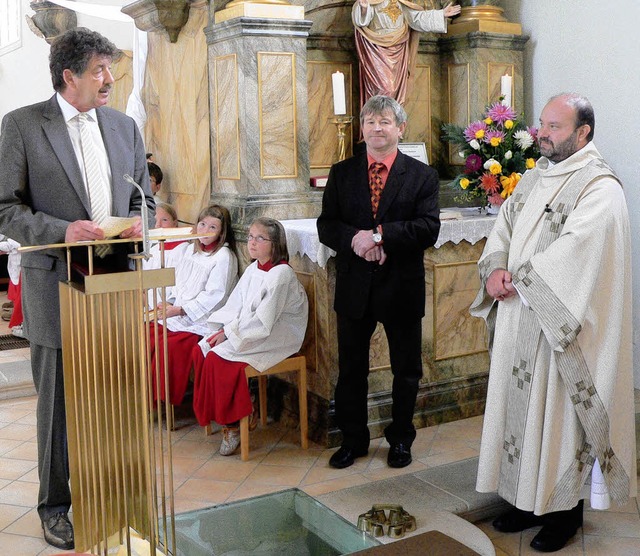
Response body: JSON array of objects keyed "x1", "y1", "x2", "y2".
[{"x1": 0, "y1": 28, "x2": 154, "y2": 550}]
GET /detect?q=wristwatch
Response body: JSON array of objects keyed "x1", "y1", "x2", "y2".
[{"x1": 372, "y1": 228, "x2": 383, "y2": 244}]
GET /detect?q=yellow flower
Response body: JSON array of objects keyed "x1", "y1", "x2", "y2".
[
  {"x1": 460, "y1": 178, "x2": 470, "y2": 190},
  {"x1": 489, "y1": 162, "x2": 502, "y2": 175},
  {"x1": 475, "y1": 129, "x2": 485, "y2": 139},
  {"x1": 484, "y1": 117, "x2": 493, "y2": 125},
  {"x1": 499, "y1": 172, "x2": 521, "y2": 198},
  {"x1": 504, "y1": 120, "x2": 514, "y2": 129},
  {"x1": 526, "y1": 158, "x2": 536, "y2": 169},
  {"x1": 489, "y1": 136, "x2": 502, "y2": 147}
]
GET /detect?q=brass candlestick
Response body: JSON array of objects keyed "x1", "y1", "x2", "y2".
[{"x1": 330, "y1": 115, "x2": 354, "y2": 162}]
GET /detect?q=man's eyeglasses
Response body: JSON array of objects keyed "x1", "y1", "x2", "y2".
[{"x1": 247, "y1": 235, "x2": 272, "y2": 243}]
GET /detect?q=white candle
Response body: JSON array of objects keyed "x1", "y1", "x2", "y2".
[
  {"x1": 332, "y1": 71, "x2": 347, "y2": 115},
  {"x1": 501, "y1": 74, "x2": 512, "y2": 107}
]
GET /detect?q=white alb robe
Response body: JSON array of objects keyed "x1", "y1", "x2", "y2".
[
  {"x1": 471, "y1": 143, "x2": 636, "y2": 514},
  {"x1": 200, "y1": 262, "x2": 308, "y2": 372},
  {"x1": 160, "y1": 243, "x2": 238, "y2": 334}
]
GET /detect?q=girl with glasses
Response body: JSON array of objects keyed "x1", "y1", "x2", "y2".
[{"x1": 192, "y1": 217, "x2": 308, "y2": 456}]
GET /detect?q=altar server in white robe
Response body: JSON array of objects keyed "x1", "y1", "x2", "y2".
[
  {"x1": 149, "y1": 204, "x2": 238, "y2": 406},
  {"x1": 143, "y1": 202, "x2": 185, "y2": 272},
  {"x1": 471, "y1": 93, "x2": 636, "y2": 553},
  {"x1": 192, "y1": 217, "x2": 308, "y2": 456}
]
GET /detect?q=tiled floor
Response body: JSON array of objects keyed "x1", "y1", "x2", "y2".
[{"x1": 0, "y1": 394, "x2": 639, "y2": 555}]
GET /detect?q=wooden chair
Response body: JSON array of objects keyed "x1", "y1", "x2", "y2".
[{"x1": 205, "y1": 354, "x2": 308, "y2": 461}]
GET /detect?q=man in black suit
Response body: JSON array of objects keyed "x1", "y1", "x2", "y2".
[
  {"x1": 317, "y1": 95, "x2": 440, "y2": 469},
  {"x1": 0, "y1": 28, "x2": 153, "y2": 549}
]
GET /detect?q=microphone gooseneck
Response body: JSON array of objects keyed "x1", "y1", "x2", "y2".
[{"x1": 123, "y1": 174, "x2": 150, "y2": 258}]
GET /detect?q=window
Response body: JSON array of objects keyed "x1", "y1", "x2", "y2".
[{"x1": 0, "y1": 0, "x2": 21, "y2": 56}]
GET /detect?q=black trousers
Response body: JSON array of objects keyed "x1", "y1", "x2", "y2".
[
  {"x1": 335, "y1": 310, "x2": 423, "y2": 450},
  {"x1": 31, "y1": 343, "x2": 71, "y2": 521}
]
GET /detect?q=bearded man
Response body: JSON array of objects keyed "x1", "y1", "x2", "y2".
[{"x1": 471, "y1": 93, "x2": 636, "y2": 553}]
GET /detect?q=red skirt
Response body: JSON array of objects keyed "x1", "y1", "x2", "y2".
[
  {"x1": 192, "y1": 346, "x2": 251, "y2": 427},
  {"x1": 148, "y1": 322, "x2": 202, "y2": 405},
  {"x1": 8, "y1": 277, "x2": 23, "y2": 328}
]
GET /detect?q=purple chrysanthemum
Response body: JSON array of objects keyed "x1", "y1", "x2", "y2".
[
  {"x1": 486, "y1": 103, "x2": 517, "y2": 124},
  {"x1": 484, "y1": 129, "x2": 505, "y2": 146},
  {"x1": 463, "y1": 121, "x2": 487, "y2": 142},
  {"x1": 464, "y1": 154, "x2": 483, "y2": 173},
  {"x1": 527, "y1": 126, "x2": 539, "y2": 140}
]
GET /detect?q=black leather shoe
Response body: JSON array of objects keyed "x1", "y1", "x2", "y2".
[
  {"x1": 530, "y1": 522, "x2": 581, "y2": 552},
  {"x1": 492, "y1": 507, "x2": 544, "y2": 533},
  {"x1": 329, "y1": 445, "x2": 368, "y2": 469},
  {"x1": 530, "y1": 500, "x2": 583, "y2": 552},
  {"x1": 387, "y1": 443, "x2": 412, "y2": 468},
  {"x1": 42, "y1": 512, "x2": 74, "y2": 550}
]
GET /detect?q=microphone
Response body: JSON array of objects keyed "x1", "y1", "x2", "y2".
[
  {"x1": 123, "y1": 174, "x2": 150, "y2": 258},
  {"x1": 544, "y1": 204, "x2": 552, "y2": 213}
]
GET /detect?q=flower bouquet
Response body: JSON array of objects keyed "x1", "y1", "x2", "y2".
[{"x1": 442, "y1": 102, "x2": 540, "y2": 209}]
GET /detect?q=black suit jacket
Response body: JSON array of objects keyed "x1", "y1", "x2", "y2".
[{"x1": 317, "y1": 151, "x2": 440, "y2": 321}]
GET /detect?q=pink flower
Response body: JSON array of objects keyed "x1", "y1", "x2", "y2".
[
  {"x1": 484, "y1": 130, "x2": 505, "y2": 147},
  {"x1": 488, "y1": 193, "x2": 505, "y2": 206},
  {"x1": 486, "y1": 103, "x2": 517, "y2": 125},
  {"x1": 463, "y1": 121, "x2": 487, "y2": 142},
  {"x1": 527, "y1": 126, "x2": 538, "y2": 140},
  {"x1": 464, "y1": 154, "x2": 483, "y2": 173}
]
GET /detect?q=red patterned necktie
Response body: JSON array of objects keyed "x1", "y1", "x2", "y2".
[{"x1": 369, "y1": 162, "x2": 385, "y2": 218}]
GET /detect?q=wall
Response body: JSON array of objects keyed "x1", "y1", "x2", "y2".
[{"x1": 502, "y1": 0, "x2": 640, "y2": 386}]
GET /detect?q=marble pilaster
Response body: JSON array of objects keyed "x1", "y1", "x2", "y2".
[{"x1": 205, "y1": 16, "x2": 322, "y2": 228}]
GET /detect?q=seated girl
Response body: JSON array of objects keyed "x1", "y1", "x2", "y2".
[
  {"x1": 149, "y1": 204, "x2": 238, "y2": 406},
  {"x1": 192, "y1": 217, "x2": 308, "y2": 456},
  {"x1": 143, "y1": 202, "x2": 185, "y2": 272}
]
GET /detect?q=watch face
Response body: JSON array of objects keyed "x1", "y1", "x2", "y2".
[{"x1": 372, "y1": 232, "x2": 382, "y2": 243}]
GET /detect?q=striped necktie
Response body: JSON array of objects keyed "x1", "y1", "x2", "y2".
[
  {"x1": 78, "y1": 112, "x2": 111, "y2": 257},
  {"x1": 369, "y1": 162, "x2": 385, "y2": 219}
]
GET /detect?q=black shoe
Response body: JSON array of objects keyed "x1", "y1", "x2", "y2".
[
  {"x1": 387, "y1": 443, "x2": 412, "y2": 468},
  {"x1": 329, "y1": 445, "x2": 368, "y2": 469},
  {"x1": 530, "y1": 500, "x2": 583, "y2": 552},
  {"x1": 42, "y1": 512, "x2": 74, "y2": 550},
  {"x1": 492, "y1": 506, "x2": 544, "y2": 533},
  {"x1": 530, "y1": 522, "x2": 581, "y2": 552}
]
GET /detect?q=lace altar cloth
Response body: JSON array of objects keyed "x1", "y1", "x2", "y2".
[{"x1": 282, "y1": 210, "x2": 497, "y2": 269}]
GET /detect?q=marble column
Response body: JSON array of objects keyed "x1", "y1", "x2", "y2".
[{"x1": 205, "y1": 9, "x2": 322, "y2": 229}]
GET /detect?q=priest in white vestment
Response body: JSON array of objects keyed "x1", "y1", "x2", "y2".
[{"x1": 471, "y1": 93, "x2": 636, "y2": 553}]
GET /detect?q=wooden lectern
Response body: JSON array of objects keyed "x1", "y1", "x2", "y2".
[{"x1": 23, "y1": 230, "x2": 197, "y2": 555}]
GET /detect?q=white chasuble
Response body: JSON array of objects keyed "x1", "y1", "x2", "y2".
[{"x1": 471, "y1": 143, "x2": 636, "y2": 514}]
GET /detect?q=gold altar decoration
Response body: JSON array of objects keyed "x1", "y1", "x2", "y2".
[
  {"x1": 17, "y1": 232, "x2": 204, "y2": 554},
  {"x1": 447, "y1": 5, "x2": 522, "y2": 35},
  {"x1": 330, "y1": 116, "x2": 354, "y2": 162},
  {"x1": 215, "y1": 0, "x2": 305, "y2": 23}
]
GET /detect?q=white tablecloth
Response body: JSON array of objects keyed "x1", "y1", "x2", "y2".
[{"x1": 282, "y1": 210, "x2": 497, "y2": 269}]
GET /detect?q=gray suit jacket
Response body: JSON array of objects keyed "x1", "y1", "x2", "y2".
[{"x1": 0, "y1": 94, "x2": 154, "y2": 348}]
